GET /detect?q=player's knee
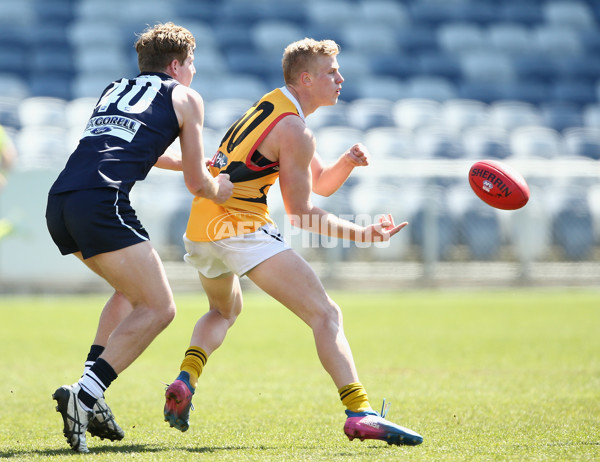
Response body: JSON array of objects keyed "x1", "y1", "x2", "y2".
[
  {"x1": 312, "y1": 299, "x2": 343, "y2": 331},
  {"x1": 163, "y1": 301, "x2": 176, "y2": 324},
  {"x1": 211, "y1": 300, "x2": 241, "y2": 323}
]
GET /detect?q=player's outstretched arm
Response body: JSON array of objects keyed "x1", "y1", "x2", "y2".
[
  {"x1": 311, "y1": 143, "x2": 369, "y2": 197},
  {"x1": 279, "y1": 120, "x2": 407, "y2": 242}
]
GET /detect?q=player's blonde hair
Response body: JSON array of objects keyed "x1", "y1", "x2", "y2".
[
  {"x1": 282, "y1": 38, "x2": 340, "y2": 85},
  {"x1": 135, "y1": 22, "x2": 196, "y2": 72}
]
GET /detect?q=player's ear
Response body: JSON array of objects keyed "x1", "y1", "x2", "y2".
[
  {"x1": 166, "y1": 58, "x2": 179, "y2": 76},
  {"x1": 300, "y1": 71, "x2": 312, "y2": 87}
]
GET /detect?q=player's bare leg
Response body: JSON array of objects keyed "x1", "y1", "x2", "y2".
[
  {"x1": 164, "y1": 272, "x2": 242, "y2": 431},
  {"x1": 54, "y1": 242, "x2": 176, "y2": 451},
  {"x1": 247, "y1": 249, "x2": 358, "y2": 388},
  {"x1": 247, "y1": 249, "x2": 422, "y2": 446},
  {"x1": 81, "y1": 241, "x2": 176, "y2": 373},
  {"x1": 91, "y1": 291, "x2": 133, "y2": 347}
]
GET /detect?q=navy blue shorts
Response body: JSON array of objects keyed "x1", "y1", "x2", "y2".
[{"x1": 46, "y1": 188, "x2": 149, "y2": 259}]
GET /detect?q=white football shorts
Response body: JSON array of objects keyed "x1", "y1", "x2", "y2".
[{"x1": 183, "y1": 223, "x2": 291, "y2": 278}]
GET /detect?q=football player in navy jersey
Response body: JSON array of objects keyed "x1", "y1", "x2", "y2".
[{"x1": 46, "y1": 22, "x2": 233, "y2": 453}]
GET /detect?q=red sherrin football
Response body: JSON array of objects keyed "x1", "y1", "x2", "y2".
[{"x1": 468, "y1": 160, "x2": 530, "y2": 210}]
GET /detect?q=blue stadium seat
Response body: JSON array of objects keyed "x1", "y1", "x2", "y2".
[
  {"x1": 224, "y1": 49, "x2": 279, "y2": 81},
  {"x1": 393, "y1": 98, "x2": 442, "y2": 131},
  {"x1": 437, "y1": 22, "x2": 487, "y2": 55},
  {"x1": 314, "y1": 126, "x2": 365, "y2": 161},
  {"x1": 251, "y1": 20, "x2": 304, "y2": 55},
  {"x1": 72, "y1": 72, "x2": 115, "y2": 99},
  {"x1": 30, "y1": 46, "x2": 75, "y2": 77},
  {"x1": 172, "y1": 0, "x2": 218, "y2": 23},
  {"x1": 554, "y1": 56, "x2": 600, "y2": 84},
  {"x1": 509, "y1": 126, "x2": 563, "y2": 159},
  {"x1": 512, "y1": 54, "x2": 560, "y2": 83},
  {"x1": 15, "y1": 126, "x2": 71, "y2": 169},
  {"x1": 578, "y1": 29, "x2": 600, "y2": 56},
  {"x1": 305, "y1": 101, "x2": 349, "y2": 130},
  {"x1": 461, "y1": 205, "x2": 502, "y2": 259},
  {"x1": 441, "y1": 99, "x2": 490, "y2": 134},
  {"x1": 413, "y1": 126, "x2": 464, "y2": 159},
  {"x1": 543, "y1": 0, "x2": 596, "y2": 30},
  {"x1": 409, "y1": 197, "x2": 458, "y2": 261},
  {"x1": 340, "y1": 22, "x2": 399, "y2": 54},
  {"x1": 174, "y1": 20, "x2": 218, "y2": 52},
  {"x1": 346, "y1": 98, "x2": 396, "y2": 130},
  {"x1": 500, "y1": 3, "x2": 544, "y2": 26},
  {"x1": 409, "y1": 2, "x2": 460, "y2": 28},
  {"x1": 462, "y1": 126, "x2": 511, "y2": 159},
  {"x1": 0, "y1": 96, "x2": 21, "y2": 130},
  {"x1": 193, "y1": 74, "x2": 269, "y2": 102},
  {"x1": 204, "y1": 98, "x2": 256, "y2": 131},
  {"x1": 28, "y1": 75, "x2": 72, "y2": 100},
  {"x1": 0, "y1": 74, "x2": 29, "y2": 99},
  {"x1": 459, "y1": 51, "x2": 515, "y2": 84},
  {"x1": 550, "y1": 79, "x2": 597, "y2": 107},
  {"x1": 395, "y1": 25, "x2": 439, "y2": 55},
  {"x1": 583, "y1": 104, "x2": 600, "y2": 128},
  {"x1": 457, "y1": 81, "x2": 505, "y2": 104},
  {"x1": 407, "y1": 76, "x2": 457, "y2": 101},
  {"x1": 533, "y1": 25, "x2": 583, "y2": 57},
  {"x1": 363, "y1": 127, "x2": 415, "y2": 159},
  {"x1": 488, "y1": 101, "x2": 543, "y2": 131},
  {"x1": 303, "y1": 23, "x2": 345, "y2": 46},
  {"x1": 306, "y1": 1, "x2": 356, "y2": 31},
  {"x1": 336, "y1": 51, "x2": 372, "y2": 82},
  {"x1": 540, "y1": 102, "x2": 584, "y2": 132},
  {"x1": 499, "y1": 80, "x2": 551, "y2": 106},
  {"x1": 31, "y1": 0, "x2": 74, "y2": 24},
  {"x1": 18, "y1": 96, "x2": 68, "y2": 128},
  {"x1": 417, "y1": 52, "x2": 462, "y2": 83},
  {"x1": 350, "y1": 76, "x2": 407, "y2": 100},
  {"x1": 358, "y1": 0, "x2": 409, "y2": 26},
  {"x1": 563, "y1": 127, "x2": 600, "y2": 159},
  {"x1": 487, "y1": 22, "x2": 535, "y2": 56},
  {"x1": 212, "y1": 20, "x2": 254, "y2": 52},
  {"x1": 553, "y1": 198, "x2": 595, "y2": 260},
  {"x1": 256, "y1": 0, "x2": 308, "y2": 25},
  {"x1": 369, "y1": 53, "x2": 419, "y2": 79},
  {"x1": 451, "y1": 2, "x2": 500, "y2": 25},
  {"x1": 0, "y1": 0, "x2": 36, "y2": 26},
  {"x1": 0, "y1": 47, "x2": 28, "y2": 77}
]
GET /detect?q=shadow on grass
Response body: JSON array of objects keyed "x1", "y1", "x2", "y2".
[{"x1": 0, "y1": 442, "x2": 260, "y2": 458}]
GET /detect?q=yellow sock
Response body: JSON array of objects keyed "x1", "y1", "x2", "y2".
[
  {"x1": 339, "y1": 382, "x2": 371, "y2": 412},
  {"x1": 180, "y1": 346, "x2": 207, "y2": 389}
]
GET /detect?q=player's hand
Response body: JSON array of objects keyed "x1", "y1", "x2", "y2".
[
  {"x1": 362, "y1": 214, "x2": 408, "y2": 242},
  {"x1": 213, "y1": 173, "x2": 234, "y2": 204},
  {"x1": 344, "y1": 143, "x2": 369, "y2": 167}
]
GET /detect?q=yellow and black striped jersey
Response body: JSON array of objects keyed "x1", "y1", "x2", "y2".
[{"x1": 186, "y1": 88, "x2": 302, "y2": 242}]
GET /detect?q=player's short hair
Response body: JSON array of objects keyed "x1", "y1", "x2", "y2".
[
  {"x1": 135, "y1": 22, "x2": 196, "y2": 73},
  {"x1": 282, "y1": 38, "x2": 340, "y2": 85}
]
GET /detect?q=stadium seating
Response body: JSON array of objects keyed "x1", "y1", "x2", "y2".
[
  {"x1": 461, "y1": 203, "x2": 502, "y2": 259},
  {"x1": 8, "y1": 0, "x2": 600, "y2": 268},
  {"x1": 462, "y1": 126, "x2": 512, "y2": 159},
  {"x1": 509, "y1": 126, "x2": 563, "y2": 159}
]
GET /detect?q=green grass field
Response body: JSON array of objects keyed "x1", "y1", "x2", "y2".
[{"x1": 0, "y1": 289, "x2": 598, "y2": 461}]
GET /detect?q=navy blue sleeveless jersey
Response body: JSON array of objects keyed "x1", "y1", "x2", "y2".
[{"x1": 49, "y1": 72, "x2": 180, "y2": 194}]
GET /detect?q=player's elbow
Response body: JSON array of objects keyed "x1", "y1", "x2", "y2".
[
  {"x1": 186, "y1": 179, "x2": 209, "y2": 198},
  {"x1": 286, "y1": 204, "x2": 316, "y2": 229}
]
